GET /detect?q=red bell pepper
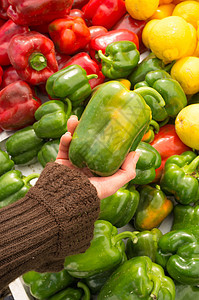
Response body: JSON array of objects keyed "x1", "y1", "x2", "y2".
[
  {"x1": 69, "y1": 9, "x2": 85, "y2": 19},
  {"x1": 55, "y1": 52, "x2": 71, "y2": 70},
  {"x1": 151, "y1": 124, "x2": 191, "y2": 181},
  {"x1": 0, "y1": 81, "x2": 41, "y2": 131},
  {"x1": 112, "y1": 14, "x2": 146, "y2": 43},
  {"x1": 62, "y1": 52, "x2": 105, "y2": 89},
  {"x1": 112, "y1": 14, "x2": 146, "y2": 53},
  {"x1": 0, "y1": 65, "x2": 3, "y2": 86},
  {"x1": 0, "y1": 20, "x2": 29, "y2": 66},
  {"x1": 82, "y1": 0, "x2": 126, "y2": 29},
  {"x1": 72, "y1": 0, "x2": 90, "y2": 9},
  {"x1": 89, "y1": 26, "x2": 108, "y2": 39},
  {"x1": 7, "y1": 0, "x2": 73, "y2": 26},
  {"x1": 0, "y1": 0, "x2": 9, "y2": 20},
  {"x1": 0, "y1": 18, "x2": 6, "y2": 27},
  {"x1": 89, "y1": 29, "x2": 139, "y2": 62},
  {"x1": 1, "y1": 66, "x2": 21, "y2": 89},
  {"x1": 8, "y1": 32, "x2": 58, "y2": 85},
  {"x1": 84, "y1": 26, "x2": 108, "y2": 52},
  {"x1": 49, "y1": 16, "x2": 91, "y2": 55}
]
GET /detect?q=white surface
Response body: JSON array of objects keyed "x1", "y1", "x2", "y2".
[
  {"x1": 0, "y1": 130, "x2": 15, "y2": 142},
  {"x1": 9, "y1": 278, "x2": 34, "y2": 300}
]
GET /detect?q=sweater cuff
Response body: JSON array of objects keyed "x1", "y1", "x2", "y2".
[
  {"x1": 29, "y1": 162, "x2": 100, "y2": 261},
  {"x1": 0, "y1": 191, "x2": 58, "y2": 290},
  {"x1": 0, "y1": 162, "x2": 100, "y2": 290}
]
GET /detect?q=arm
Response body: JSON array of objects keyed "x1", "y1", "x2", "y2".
[
  {"x1": 0, "y1": 115, "x2": 139, "y2": 291},
  {"x1": 0, "y1": 161, "x2": 100, "y2": 291}
]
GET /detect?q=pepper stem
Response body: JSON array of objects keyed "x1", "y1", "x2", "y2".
[
  {"x1": 182, "y1": 155, "x2": 199, "y2": 175},
  {"x1": 149, "y1": 274, "x2": 161, "y2": 300},
  {"x1": 23, "y1": 173, "x2": 40, "y2": 185},
  {"x1": 98, "y1": 50, "x2": 112, "y2": 64},
  {"x1": 62, "y1": 98, "x2": 72, "y2": 120},
  {"x1": 134, "y1": 87, "x2": 165, "y2": 107},
  {"x1": 87, "y1": 74, "x2": 98, "y2": 80},
  {"x1": 149, "y1": 120, "x2": 159, "y2": 134},
  {"x1": 29, "y1": 52, "x2": 47, "y2": 71},
  {"x1": 113, "y1": 231, "x2": 139, "y2": 245},
  {"x1": 77, "y1": 282, "x2": 90, "y2": 300}
]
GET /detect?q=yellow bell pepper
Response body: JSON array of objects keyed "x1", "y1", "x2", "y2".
[{"x1": 149, "y1": 4, "x2": 175, "y2": 20}]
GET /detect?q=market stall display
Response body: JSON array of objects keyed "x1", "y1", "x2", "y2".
[{"x1": 0, "y1": 0, "x2": 199, "y2": 299}]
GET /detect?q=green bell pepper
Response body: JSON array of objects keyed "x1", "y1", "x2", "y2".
[
  {"x1": 98, "y1": 256, "x2": 175, "y2": 300},
  {"x1": 48, "y1": 282, "x2": 90, "y2": 300},
  {"x1": 6, "y1": 126, "x2": 44, "y2": 165},
  {"x1": 33, "y1": 100, "x2": 71, "y2": 139},
  {"x1": 134, "y1": 185, "x2": 173, "y2": 231},
  {"x1": 134, "y1": 70, "x2": 187, "y2": 120},
  {"x1": 175, "y1": 283, "x2": 199, "y2": 299},
  {"x1": 156, "y1": 228, "x2": 199, "y2": 285},
  {"x1": 22, "y1": 269, "x2": 74, "y2": 300},
  {"x1": 84, "y1": 253, "x2": 127, "y2": 295},
  {"x1": 126, "y1": 228, "x2": 162, "y2": 262},
  {"x1": 130, "y1": 141, "x2": 161, "y2": 185},
  {"x1": 84, "y1": 269, "x2": 116, "y2": 295},
  {"x1": 98, "y1": 41, "x2": 140, "y2": 79},
  {"x1": 48, "y1": 288, "x2": 82, "y2": 300},
  {"x1": 37, "y1": 139, "x2": 60, "y2": 167},
  {"x1": 0, "y1": 149, "x2": 14, "y2": 176},
  {"x1": 0, "y1": 170, "x2": 40, "y2": 208},
  {"x1": 134, "y1": 85, "x2": 168, "y2": 122},
  {"x1": 172, "y1": 204, "x2": 199, "y2": 230},
  {"x1": 128, "y1": 52, "x2": 174, "y2": 87},
  {"x1": 160, "y1": 151, "x2": 199, "y2": 205},
  {"x1": 46, "y1": 65, "x2": 97, "y2": 107},
  {"x1": 69, "y1": 81, "x2": 152, "y2": 176},
  {"x1": 98, "y1": 185, "x2": 139, "y2": 228},
  {"x1": 64, "y1": 220, "x2": 139, "y2": 278}
]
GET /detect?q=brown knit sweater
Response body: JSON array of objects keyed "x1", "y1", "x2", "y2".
[{"x1": 0, "y1": 162, "x2": 100, "y2": 291}]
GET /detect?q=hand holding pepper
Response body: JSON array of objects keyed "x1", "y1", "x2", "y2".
[{"x1": 56, "y1": 115, "x2": 140, "y2": 199}]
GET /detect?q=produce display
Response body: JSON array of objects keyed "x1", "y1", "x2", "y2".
[{"x1": 0, "y1": 0, "x2": 199, "y2": 299}]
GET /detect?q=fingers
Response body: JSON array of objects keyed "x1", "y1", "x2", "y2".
[
  {"x1": 108, "y1": 151, "x2": 140, "y2": 188},
  {"x1": 56, "y1": 132, "x2": 72, "y2": 160},
  {"x1": 89, "y1": 151, "x2": 140, "y2": 199},
  {"x1": 67, "y1": 115, "x2": 79, "y2": 135},
  {"x1": 120, "y1": 151, "x2": 140, "y2": 180},
  {"x1": 56, "y1": 115, "x2": 79, "y2": 161}
]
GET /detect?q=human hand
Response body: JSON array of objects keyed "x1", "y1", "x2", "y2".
[{"x1": 56, "y1": 115, "x2": 139, "y2": 200}]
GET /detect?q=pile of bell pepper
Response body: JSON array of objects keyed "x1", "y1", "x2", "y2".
[{"x1": 1, "y1": 0, "x2": 199, "y2": 299}]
